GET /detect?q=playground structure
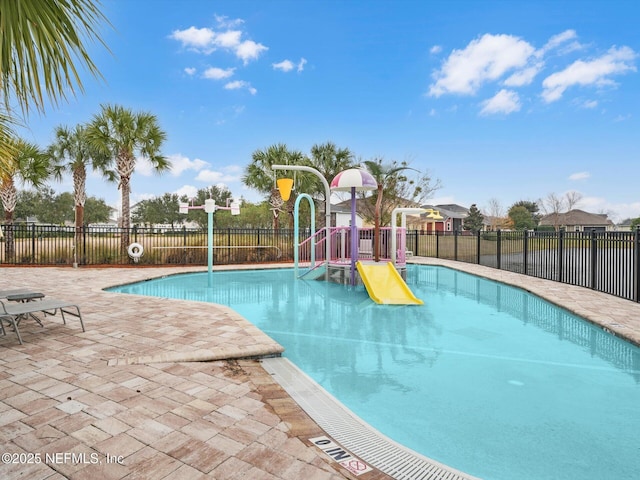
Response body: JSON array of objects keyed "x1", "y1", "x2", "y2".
[
  {"x1": 273, "y1": 165, "x2": 424, "y2": 305},
  {"x1": 178, "y1": 197, "x2": 240, "y2": 287}
]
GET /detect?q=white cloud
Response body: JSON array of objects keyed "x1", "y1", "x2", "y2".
[
  {"x1": 135, "y1": 157, "x2": 154, "y2": 177},
  {"x1": 170, "y1": 26, "x2": 217, "y2": 53},
  {"x1": 195, "y1": 166, "x2": 242, "y2": 184},
  {"x1": 578, "y1": 196, "x2": 640, "y2": 223},
  {"x1": 273, "y1": 59, "x2": 294, "y2": 72},
  {"x1": 581, "y1": 100, "x2": 598, "y2": 109},
  {"x1": 174, "y1": 185, "x2": 199, "y2": 199},
  {"x1": 184, "y1": 67, "x2": 196, "y2": 76},
  {"x1": 430, "y1": 45, "x2": 442, "y2": 55},
  {"x1": 235, "y1": 40, "x2": 268, "y2": 65},
  {"x1": 224, "y1": 80, "x2": 257, "y2": 95},
  {"x1": 214, "y1": 30, "x2": 242, "y2": 49},
  {"x1": 540, "y1": 29, "x2": 578, "y2": 55},
  {"x1": 504, "y1": 64, "x2": 542, "y2": 87},
  {"x1": 542, "y1": 46, "x2": 637, "y2": 102},
  {"x1": 479, "y1": 89, "x2": 521, "y2": 115},
  {"x1": 429, "y1": 34, "x2": 535, "y2": 97},
  {"x1": 202, "y1": 67, "x2": 235, "y2": 80},
  {"x1": 568, "y1": 171, "x2": 590, "y2": 181},
  {"x1": 213, "y1": 15, "x2": 244, "y2": 29},
  {"x1": 170, "y1": 19, "x2": 267, "y2": 64},
  {"x1": 168, "y1": 154, "x2": 209, "y2": 177},
  {"x1": 273, "y1": 57, "x2": 307, "y2": 73}
]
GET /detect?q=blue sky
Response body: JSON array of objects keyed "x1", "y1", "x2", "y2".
[{"x1": 20, "y1": 0, "x2": 640, "y2": 222}]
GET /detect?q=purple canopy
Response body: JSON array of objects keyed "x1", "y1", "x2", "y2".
[{"x1": 330, "y1": 168, "x2": 377, "y2": 191}]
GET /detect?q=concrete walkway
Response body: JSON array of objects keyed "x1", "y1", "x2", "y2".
[{"x1": 1, "y1": 260, "x2": 639, "y2": 480}]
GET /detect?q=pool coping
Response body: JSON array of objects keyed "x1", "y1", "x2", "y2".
[{"x1": 262, "y1": 357, "x2": 480, "y2": 480}]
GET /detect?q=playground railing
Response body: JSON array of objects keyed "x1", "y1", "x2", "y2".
[{"x1": 296, "y1": 226, "x2": 411, "y2": 271}]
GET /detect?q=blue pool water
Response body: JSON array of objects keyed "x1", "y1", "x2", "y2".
[{"x1": 109, "y1": 266, "x2": 640, "y2": 480}]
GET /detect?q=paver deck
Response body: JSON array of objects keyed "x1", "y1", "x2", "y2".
[{"x1": 1, "y1": 259, "x2": 639, "y2": 480}]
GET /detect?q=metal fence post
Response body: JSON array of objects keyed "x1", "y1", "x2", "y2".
[
  {"x1": 590, "y1": 229, "x2": 597, "y2": 290},
  {"x1": 634, "y1": 226, "x2": 639, "y2": 302},
  {"x1": 454, "y1": 229, "x2": 459, "y2": 261},
  {"x1": 476, "y1": 230, "x2": 481, "y2": 264},
  {"x1": 436, "y1": 230, "x2": 440, "y2": 258},
  {"x1": 31, "y1": 223, "x2": 36, "y2": 264},
  {"x1": 523, "y1": 229, "x2": 529, "y2": 276},
  {"x1": 558, "y1": 228, "x2": 564, "y2": 283},
  {"x1": 496, "y1": 229, "x2": 502, "y2": 270}
]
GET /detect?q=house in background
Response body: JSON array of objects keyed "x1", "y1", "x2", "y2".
[
  {"x1": 538, "y1": 209, "x2": 614, "y2": 232},
  {"x1": 418, "y1": 204, "x2": 470, "y2": 233},
  {"x1": 616, "y1": 218, "x2": 637, "y2": 232},
  {"x1": 331, "y1": 202, "x2": 366, "y2": 227}
]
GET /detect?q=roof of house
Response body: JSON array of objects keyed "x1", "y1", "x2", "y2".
[
  {"x1": 539, "y1": 209, "x2": 613, "y2": 227},
  {"x1": 420, "y1": 204, "x2": 469, "y2": 220}
]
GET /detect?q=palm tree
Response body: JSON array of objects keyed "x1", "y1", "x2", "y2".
[
  {"x1": 363, "y1": 159, "x2": 417, "y2": 262},
  {"x1": 0, "y1": 0, "x2": 110, "y2": 171},
  {"x1": 87, "y1": 104, "x2": 169, "y2": 254},
  {"x1": 243, "y1": 143, "x2": 305, "y2": 229},
  {"x1": 308, "y1": 142, "x2": 354, "y2": 225},
  {"x1": 49, "y1": 124, "x2": 96, "y2": 260},
  {"x1": 0, "y1": 138, "x2": 51, "y2": 259}
]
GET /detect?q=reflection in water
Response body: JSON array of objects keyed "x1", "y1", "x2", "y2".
[{"x1": 109, "y1": 266, "x2": 640, "y2": 480}]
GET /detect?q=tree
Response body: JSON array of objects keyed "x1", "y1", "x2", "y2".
[
  {"x1": 132, "y1": 193, "x2": 182, "y2": 228},
  {"x1": 0, "y1": 0, "x2": 110, "y2": 174},
  {"x1": 362, "y1": 159, "x2": 415, "y2": 261},
  {"x1": 243, "y1": 143, "x2": 305, "y2": 229},
  {"x1": 49, "y1": 124, "x2": 97, "y2": 251},
  {"x1": 87, "y1": 104, "x2": 169, "y2": 253},
  {"x1": 511, "y1": 200, "x2": 541, "y2": 225},
  {"x1": 0, "y1": 139, "x2": 51, "y2": 258},
  {"x1": 360, "y1": 159, "x2": 440, "y2": 227},
  {"x1": 483, "y1": 197, "x2": 507, "y2": 231},
  {"x1": 508, "y1": 205, "x2": 536, "y2": 231},
  {"x1": 307, "y1": 142, "x2": 354, "y2": 202},
  {"x1": 463, "y1": 204, "x2": 485, "y2": 233},
  {"x1": 84, "y1": 197, "x2": 112, "y2": 224},
  {"x1": 539, "y1": 191, "x2": 584, "y2": 230}
]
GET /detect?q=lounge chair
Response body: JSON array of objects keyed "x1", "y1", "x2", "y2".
[
  {"x1": 0, "y1": 299, "x2": 85, "y2": 345},
  {"x1": 0, "y1": 289, "x2": 42, "y2": 299}
]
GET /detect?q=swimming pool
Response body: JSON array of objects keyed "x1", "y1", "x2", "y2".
[{"x1": 109, "y1": 265, "x2": 640, "y2": 480}]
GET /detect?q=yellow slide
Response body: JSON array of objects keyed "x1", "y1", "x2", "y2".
[{"x1": 356, "y1": 261, "x2": 423, "y2": 305}]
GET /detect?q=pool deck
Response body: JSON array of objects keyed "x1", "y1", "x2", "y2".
[{"x1": 1, "y1": 259, "x2": 639, "y2": 480}]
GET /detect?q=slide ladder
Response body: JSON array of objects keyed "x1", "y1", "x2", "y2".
[{"x1": 356, "y1": 261, "x2": 423, "y2": 305}]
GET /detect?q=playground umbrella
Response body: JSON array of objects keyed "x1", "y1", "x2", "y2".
[{"x1": 330, "y1": 168, "x2": 377, "y2": 285}]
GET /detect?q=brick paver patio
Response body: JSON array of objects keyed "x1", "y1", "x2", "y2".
[{"x1": 1, "y1": 260, "x2": 639, "y2": 479}]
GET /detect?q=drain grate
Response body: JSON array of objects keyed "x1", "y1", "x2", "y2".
[{"x1": 262, "y1": 357, "x2": 479, "y2": 480}]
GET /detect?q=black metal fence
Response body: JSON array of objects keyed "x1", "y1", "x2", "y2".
[
  {"x1": 406, "y1": 229, "x2": 640, "y2": 303},
  {"x1": 0, "y1": 224, "x2": 294, "y2": 266},
  {"x1": 2, "y1": 224, "x2": 639, "y2": 303}
]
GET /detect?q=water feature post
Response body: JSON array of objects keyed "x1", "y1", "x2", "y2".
[{"x1": 204, "y1": 199, "x2": 215, "y2": 287}]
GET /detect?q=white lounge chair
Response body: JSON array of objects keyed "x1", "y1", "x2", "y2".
[{"x1": 0, "y1": 299, "x2": 85, "y2": 344}]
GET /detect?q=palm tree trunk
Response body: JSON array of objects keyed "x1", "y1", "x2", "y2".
[
  {"x1": 73, "y1": 165, "x2": 86, "y2": 262},
  {"x1": 3, "y1": 212, "x2": 14, "y2": 260},
  {"x1": 1, "y1": 178, "x2": 16, "y2": 260},
  {"x1": 120, "y1": 175, "x2": 131, "y2": 256}
]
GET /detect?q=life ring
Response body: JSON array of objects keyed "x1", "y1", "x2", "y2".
[{"x1": 127, "y1": 242, "x2": 144, "y2": 261}]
